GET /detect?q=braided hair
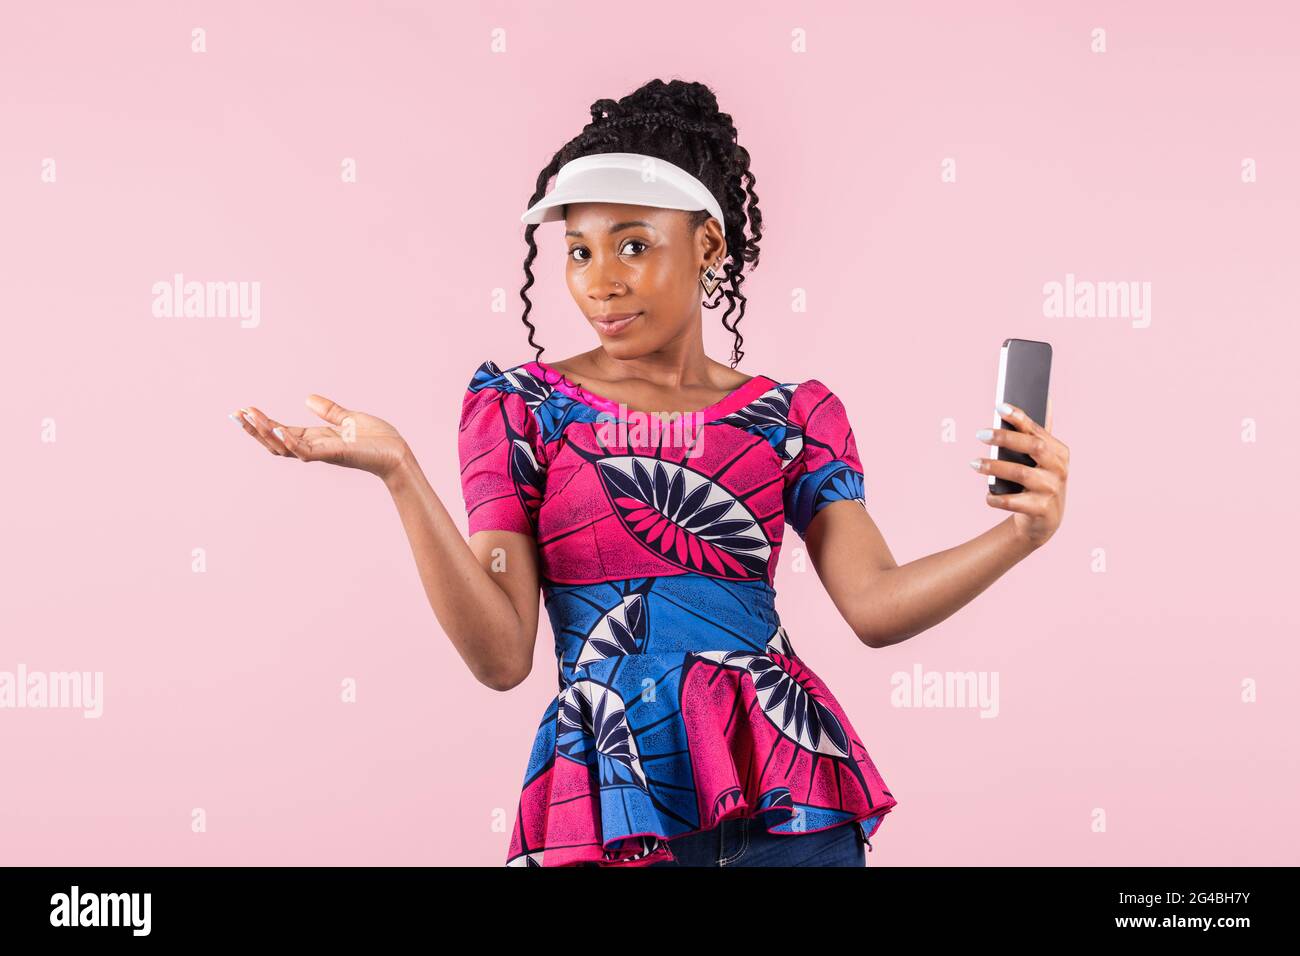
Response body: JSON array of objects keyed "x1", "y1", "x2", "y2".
[{"x1": 519, "y1": 78, "x2": 763, "y2": 369}]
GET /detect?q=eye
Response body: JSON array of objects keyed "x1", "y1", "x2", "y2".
[{"x1": 568, "y1": 239, "x2": 648, "y2": 262}]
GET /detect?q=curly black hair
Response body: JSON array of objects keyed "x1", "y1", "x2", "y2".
[{"x1": 519, "y1": 78, "x2": 763, "y2": 370}]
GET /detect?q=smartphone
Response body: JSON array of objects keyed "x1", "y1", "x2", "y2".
[{"x1": 989, "y1": 338, "x2": 1052, "y2": 495}]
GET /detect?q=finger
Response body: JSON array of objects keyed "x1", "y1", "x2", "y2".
[
  {"x1": 231, "y1": 407, "x2": 281, "y2": 455},
  {"x1": 292, "y1": 426, "x2": 352, "y2": 463},
  {"x1": 995, "y1": 402, "x2": 1047, "y2": 439},
  {"x1": 977, "y1": 427, "x2": 1061, "y2": 473},
  {"x1": 275, "y1": 424, "x2": 312, "y2": 461},
  {"x1": 305, "y1": 394, "x2": 351, "y2": 427},
  {"x1": 986, "y1": 491, "x2": 1047, "y2": 515},
  {"x1": 977, "y1": 426, "x2": 1042, "y2": 457},
  {"x1": 279, "y1": 424, "x2": 333, "y2": 462},
  {"x1": 970, "y1": 455, "x2": 1055, "y2": 494},
  {"x1": 260, "y1": 419, "x2": 298, "y2": 457},
  {"x1": 998, "y1": 400, "x2": 1068, "y2": 468},
  {"x1": 243, "y1": 406, "x2": 293, "y2": 456}
]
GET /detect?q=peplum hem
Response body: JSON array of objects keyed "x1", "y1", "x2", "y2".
[{"x1": 505, "y1": 630, "x2": 898, "y2": 867}]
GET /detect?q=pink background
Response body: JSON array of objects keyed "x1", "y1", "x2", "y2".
[{"x1": 1, "y1": 1, "x2": 1296, "y2": 866}]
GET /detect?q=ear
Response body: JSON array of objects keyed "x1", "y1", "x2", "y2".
[{"x1": 699, "y1": 215, "x2": 727, "y2": 266}]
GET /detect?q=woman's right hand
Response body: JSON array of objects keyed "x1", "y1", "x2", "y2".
[{"x1": 230, "y1": 395, "x2": 411, "y2": 482}]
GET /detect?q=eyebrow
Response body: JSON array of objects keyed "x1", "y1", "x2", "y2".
[{"x1": 565, "y1": 220, "x2": 655, "y2": 238}]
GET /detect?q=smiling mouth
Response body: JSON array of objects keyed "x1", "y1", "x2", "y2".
[{"x1": 593, "y1": 313, "x2": 640, "y2": 334}]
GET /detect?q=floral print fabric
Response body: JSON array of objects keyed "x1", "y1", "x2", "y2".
[{"x1": 458, "y1": 359, "x2": 896, "y2": 866}]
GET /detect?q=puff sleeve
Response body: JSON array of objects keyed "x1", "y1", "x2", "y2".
[
  {"x1": 781, "y1": 379, "x2": 867, "y2": 540},
  {"x1": 458, "y1": 362, "x2": 548, "y2": 537}
]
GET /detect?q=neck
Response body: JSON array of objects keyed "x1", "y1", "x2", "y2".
[{"x1": 588, "y1": 327, "x2": 720, "y2": 390}]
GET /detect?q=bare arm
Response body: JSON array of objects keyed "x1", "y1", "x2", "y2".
[
  {"x1": 231, "y1": 395, "x2": 540, "y2": 692},
  {"x1": 805, "y1": 399, "x2": 1068, "y2": 649},
  {"x1": 805, "y1": 504, "x2": 1035, "y2": 648},
  {"x1": 383, "y1": 450, "x2": 540, "y2": 691}
]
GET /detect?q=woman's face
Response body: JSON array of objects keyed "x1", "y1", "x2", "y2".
[{"x1": 562, "y1": 202, "x2": 725, "y2": 359}]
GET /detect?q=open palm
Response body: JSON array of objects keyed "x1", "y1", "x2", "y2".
[{"x1": 231, "y1": 394, "x2": 409, "y2": 480}]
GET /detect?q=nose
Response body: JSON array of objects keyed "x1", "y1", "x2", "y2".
[
  {"x1": 588, "y1": 274, "x2": 627, "y2": 299},
  {"x1": 582, "y1": 257, "x2": 628, "y2": 298},
  {"x1": 590, "y1": 280, "x2": 629, "y2": 306}
]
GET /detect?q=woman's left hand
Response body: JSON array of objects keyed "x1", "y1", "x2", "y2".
[{"x1": 972, "y1": 398, "x2": 1068, "y2": 550}]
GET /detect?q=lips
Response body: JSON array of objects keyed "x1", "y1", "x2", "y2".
[{"x1": 593, "y1": 312, "x2": 640, "y2": 335}]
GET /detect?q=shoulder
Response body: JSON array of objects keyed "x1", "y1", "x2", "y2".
[
  {"x1": 460, "y1": 359, "x2": 546, "y2": 434},
  {"x1": 712, "y1": 375, "x2": 844, "y2": 453},
  {"x1": 466, "y1": 359, "x2": 542, "y2": 396},
  {"x1": 772, "y1": 377, "x2": 859, "y2": 460},
  {"x1": 774, "y1": 377, "x2": 851, "y2": 427},
  {"x1": 463, "y1": 358, "x2": 563, "y2": 413},
  {"x1": 786, "y1": 377, "x2": 839, "y2": 406},
  {"x1": 460, "y1": 358, "x2": 595, "y2": 452},
  {"x1": 790, "y1": 376, "x2": 858, "y2": 412}
]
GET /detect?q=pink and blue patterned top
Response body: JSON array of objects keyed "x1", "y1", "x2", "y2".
[{"x1": 458, "y1": 358, "x2": 898, "y2": 866}]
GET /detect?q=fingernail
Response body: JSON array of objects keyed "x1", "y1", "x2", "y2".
[
  {"x1": 272, "y1": 427, "x2": 285, "y2": 441},
  {"x1": 975, "y1": 428, "x2": 993, "y2": 441},
  {"x1": 969, "y1": 459, "x2": 982, "y2": 470},
  {"x1": 228, "y1": 413, "x2": 242, "y2": 426},
  {"x1": 997, "y1": 402, "x2": 1013, "y2": 415}
]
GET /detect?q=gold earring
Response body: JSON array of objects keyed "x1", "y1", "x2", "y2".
[{"x1": 700, "y1": 261, "x2": 723, "y2": 297}]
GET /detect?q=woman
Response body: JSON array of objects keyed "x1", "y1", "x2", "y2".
[{"x1": 229, "y1": 79, "x2": 1069, "y2": 867}]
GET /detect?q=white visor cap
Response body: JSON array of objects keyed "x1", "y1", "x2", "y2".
[{"x1": 520, "y1": 152, "x2": 726, "y2": 235}]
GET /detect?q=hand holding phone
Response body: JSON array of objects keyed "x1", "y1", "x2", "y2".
[
  {"x1": 974, "y1": 337, "x2": 1070, "y2": 551},
  {"x1": 988, "y1": 338, "x2": 1052, "y2": 495}
]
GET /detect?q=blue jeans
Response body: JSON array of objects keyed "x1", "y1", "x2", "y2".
[{"x1": 644, "y1": 816, "x2": 867, "y2": 867}]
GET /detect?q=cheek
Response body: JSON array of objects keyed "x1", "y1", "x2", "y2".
[
  {"x1": 564, "y1": 265, "x2": 588, "y2": 296},
  {"x1": 637, "y1": 261, "x2": 692, "y2": 301}
]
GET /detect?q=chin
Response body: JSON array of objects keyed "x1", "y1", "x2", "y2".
[{"x1": 600, "y1": 339, "x2": 643, "y2": 357}]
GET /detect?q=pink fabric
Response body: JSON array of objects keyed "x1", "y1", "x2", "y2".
[{"x1": 458, "y1": 360, "x2": 894, "y2": 866}]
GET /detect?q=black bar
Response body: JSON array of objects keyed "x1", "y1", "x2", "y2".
[{"x1": 0, "y1": 865, "x2": 1285, "y2": 942}]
